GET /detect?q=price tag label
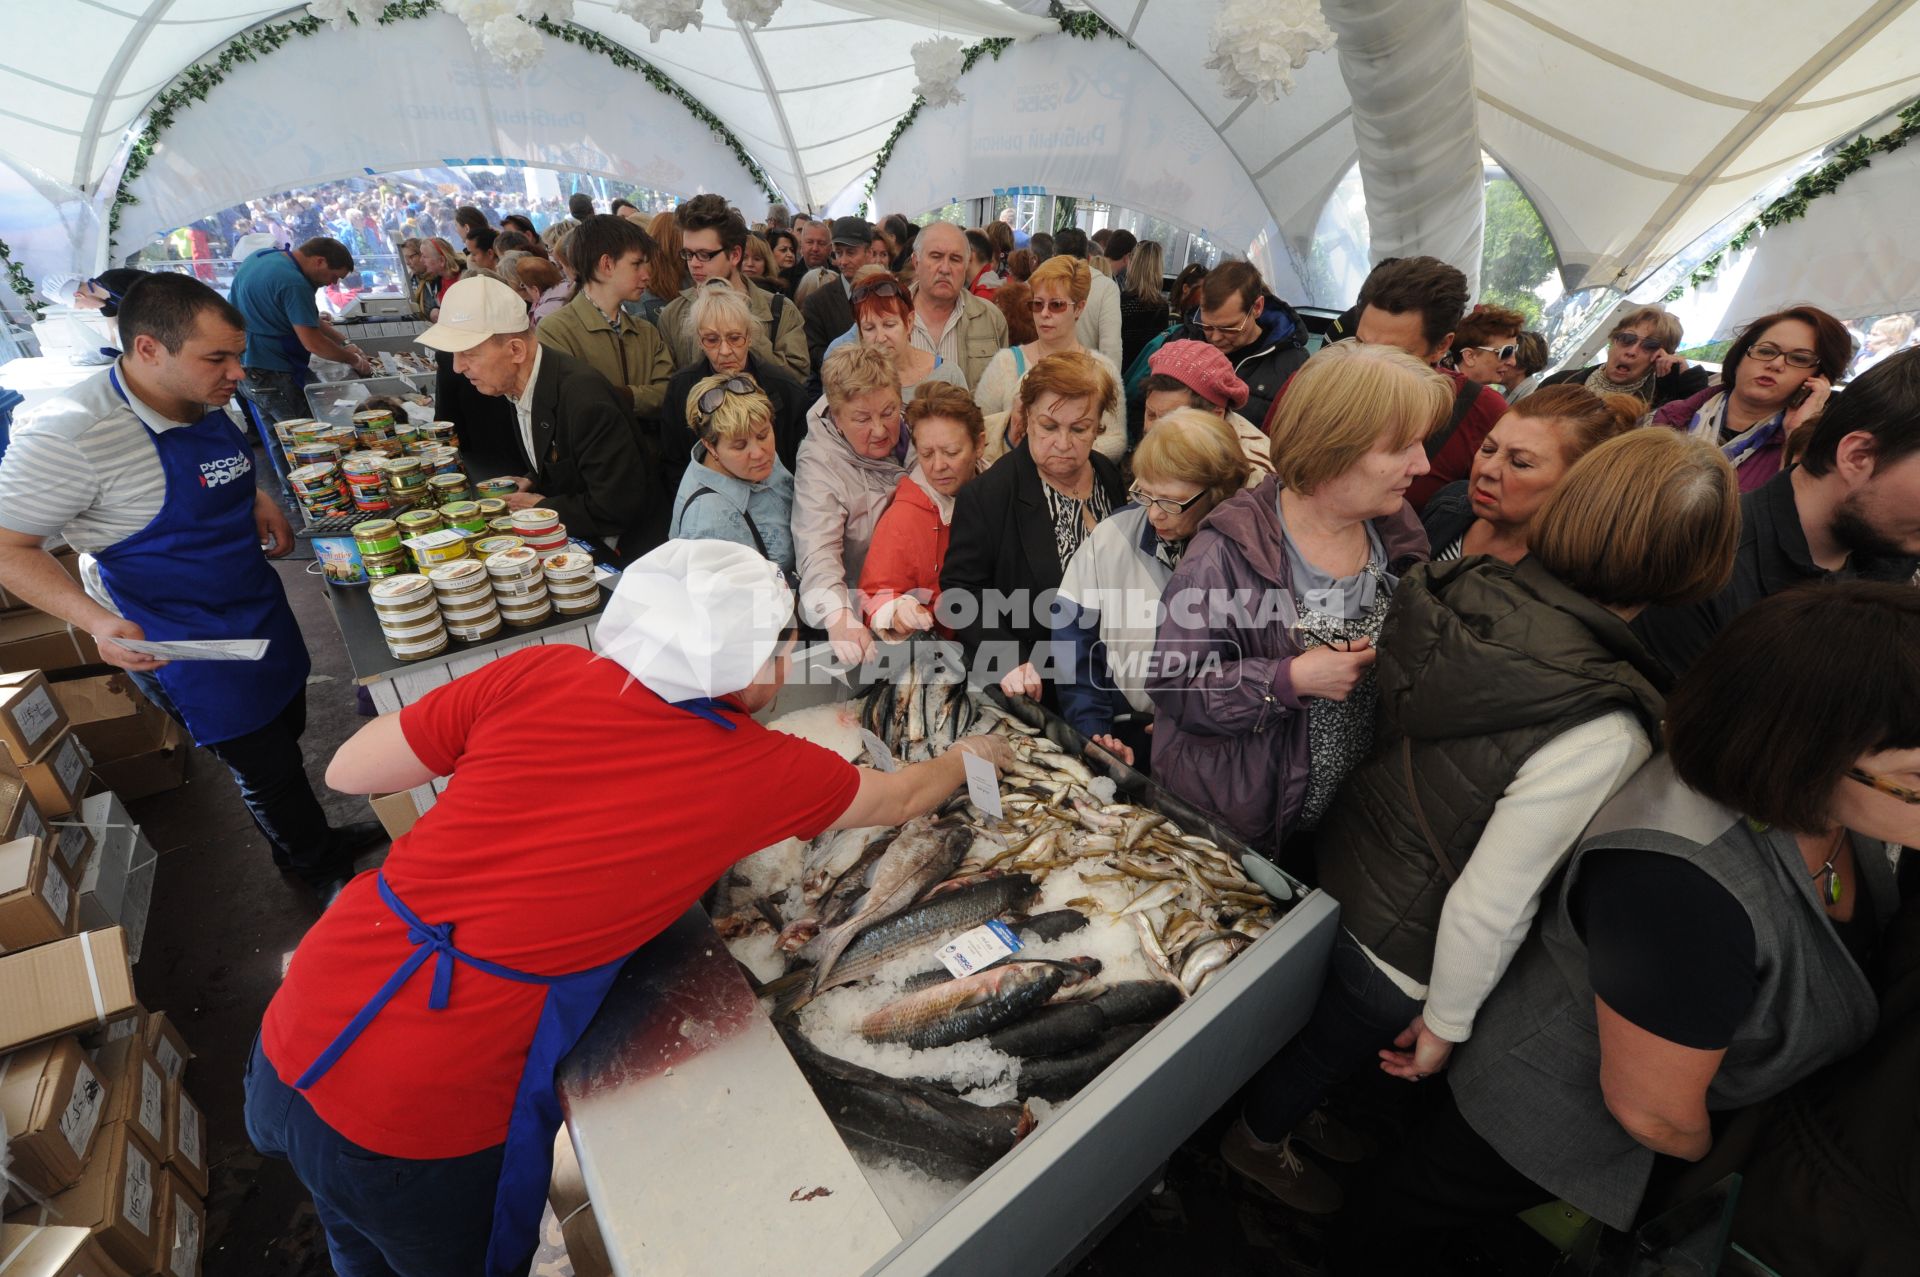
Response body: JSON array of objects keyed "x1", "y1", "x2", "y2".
[
  {"x1": 858, "y1": 729, "x2": 898, "y2": 773},
  {"x1": 962, "y1": 748, "x2": 1003, "y2": 820},
  {"x1": 936, "y1": 919, "x2": 1023, "y2": 978}
]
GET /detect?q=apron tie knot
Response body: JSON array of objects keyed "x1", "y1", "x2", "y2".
[{"x1": 406, "y1": 917, "x2": 459, "y2": 1010}]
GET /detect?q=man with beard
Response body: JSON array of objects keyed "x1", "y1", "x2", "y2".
[{"x1": 1636, "y1": 348, "x2": 1920, "y2": 676}]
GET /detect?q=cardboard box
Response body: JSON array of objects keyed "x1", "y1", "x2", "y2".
[
  {"x1": 549, "y1": 1130, "x2": 614, "y2": 1277},
  {"x1": 45, "y1": 820, "x2": 90, "y2": 892},
  {"x1": 153, "y1": 1172, "x2": 202, "y2": 1277},
  {"x1": 0, "y1": 732, "x2": 90, "y2": 819},
  {"x1": 368, "y1": 790, "x2": 420, "y2": 841},
  {"x1": 0, "y1": 929, "x2": 137, "y2": 1056},
  {"x1": 74, "y1": 797, "x2": 153, "y2": 965},
  {"x1": 143, "y1": 1013, "x2": 191, "y2": 1088},
  {"x1": 0, "y1": 672, "x2": 69, "y2": 766},
  {"x1": 0, "y1": 779, "x2": 39, "y2": 844},
  {"x1": 8, "y1": 1122, "x2": 163, "y2": 1277},
  {"x1": 48, "y1": 676, "x2": 185, "y2": 801},
  {"x1": 0, "y1": 836, "x2": 76, "y2": 953},
  {"x1": 0, "y1": 615, "x2": 91, "y2": 678},
  {"x1": 0, "y1": 1037, "x2": 109, "y2": 1200},
  {"x1": 163, "y1": 1086, "x2": 206, "y2": 1198},
  {"x1": 0, "y1": 1224, "x2": 133, "y2": 1277},
  {"x1": 92, "y1": 1038, "x2": 166, "y2": 1163}
]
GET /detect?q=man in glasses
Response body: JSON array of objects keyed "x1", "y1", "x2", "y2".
[
  {"x1": 656, "y1": 193, "x2": 810, "y2": 382},
  {"x1": 1182, "y1": 260, "x2": 1310, "y2": 434},
  {"x1": 1540, "y1": 303, "x2": 1708, "y2": 410},
  {"x1": 1635, "y1": 348, "x2": 1920, "y2": 678}
]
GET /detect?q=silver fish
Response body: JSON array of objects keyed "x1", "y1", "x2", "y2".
[{"x1": 811, "y1": 817, "x2": 973, "y2": 991}]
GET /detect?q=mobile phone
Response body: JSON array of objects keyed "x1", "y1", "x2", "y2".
[{"x1": 1788, "y1": 383, "x2": 1814, "y2": 409}]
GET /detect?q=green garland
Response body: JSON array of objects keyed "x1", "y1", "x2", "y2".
[
  {"x1": 862, "y1": 1, "x2": 1127, "y2": 215},
  {"x1": 0, "y1": 238, "x2": 43, "y2": 321},
  {"x1": 107, "y1": 1, "x2": 780, "y2": 252},
  {"x1": 1665, "y1": 96, "x2": 1920, "y2": 302}
]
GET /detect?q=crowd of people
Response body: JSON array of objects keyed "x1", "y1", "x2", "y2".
[{"x1": 20, "y1": 187, "x2": 1920, "y2": 1275}]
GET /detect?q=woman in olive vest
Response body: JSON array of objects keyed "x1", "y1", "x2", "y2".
[
  {"x1": 1221, "y1": 430, "x2": 1741, "y2": 1215},
  {"x1": 1330, "y1": 581, "x2": 1920, "y2": 1270}
]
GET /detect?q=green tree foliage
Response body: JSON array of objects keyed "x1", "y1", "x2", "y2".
[{"x1": 1480, "y1": 177, "x2": 1557, "y2": 327}]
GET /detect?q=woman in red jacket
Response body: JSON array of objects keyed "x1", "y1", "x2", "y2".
[{"x1": 860, "y1": 382, "x2": 985, "y2": 639}]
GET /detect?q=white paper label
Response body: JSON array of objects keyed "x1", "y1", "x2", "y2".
[
  {"x1": 113, "y1": 637, "x2": 269, "y2": 661},
  {"x1": 101, "y1": 1016, "x2": 137, "y2": 1044},
  {"x1": 54, "y1": 737, "x2": 86, "y2": 795},
  {"x1": 15, "y1": 800, "x2": 44, "y2": 847},
  {"x1": 961, "y1": 748, "x2": 1003, "y2": 820},
  {"x1": 11, "y1": 685, "x2": 58, "y2": 746},
  {"x1": 138, "y1": 1061, "x2": 165, "y2": 1143},
  {"x1": 937, "y1": 919, "x2": 1022, "y2": 977},
  {"x1": 40, "y1": 859, "x2": 70, "y2": 924},
  {"x1": 123, "y1": 1142, "x2": 154, "y2": 1236},
  {"x1": 170, "y1": 1189, "x2": 202, "y2": 1277},
  {"x1": 177, "y1": 1095, "x2": 203, "y2": 1169},
  {"x1": 858, "y1": 729, "x2": 898, "y2": 772},
  {"x1": 155, "y1": 1035, "x2": 185, "y2": 1083},
  {"x1": 56, "y1": 822, "x2": 86, "y2": 873},
  {"x1": 59, "y1": 1059, "x2": 104, "y2": 1158}
]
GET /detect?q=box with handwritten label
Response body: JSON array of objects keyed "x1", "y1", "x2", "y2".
[
  {"x1": 0, "y1": 834, "x2": 77, "y2": 952},
  {"x1": 4, "y1": 1120, "x2": 163, "y2": 1276},
  {"x1": 153, "y1": 1171, "x2": 203, "y2": 1277},
  {"x1": 75, "y1": 794, "x2": 155, "y2": 964},
  {"x1": 0, "y1": 729, "x2": 90, "y2": 819},
  {"x1": 0, "y1": 1223, "x2": 132, "y2": 1277},
  {"x1": 0, "y1": 1036, "x2": 109, "y2": 1200},
  {"x1": 92, "y1": 1036, "x2": 167, "y2": 1165},
  {"x1": 0, "y1": 671, "x2": 70, "y2": 766}
]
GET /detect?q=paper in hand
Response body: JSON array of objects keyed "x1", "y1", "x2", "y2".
[{"x1": 111, "y1": 638, "x2": 270, "y2": 661}]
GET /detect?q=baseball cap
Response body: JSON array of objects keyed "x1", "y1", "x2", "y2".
[
  {"x1": 416, "y1": 276, "x2": 530, "y2": 353},
  {"x1": 830, "y1": 217, "x2": 874, "y2": 247}
]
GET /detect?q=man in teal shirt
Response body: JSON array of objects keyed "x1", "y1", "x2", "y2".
[{"x1": 230, "y1": 236, "x2": 373, "y2": 424}]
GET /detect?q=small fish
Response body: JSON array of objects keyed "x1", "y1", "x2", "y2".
[
  {"x1": 1121, "y1": 881, "x2": 1184, "y2": 916},
  {"x1": 1179, "y1": 935, "x2": 1248, "y2": 995},
  {"x1": 861, "y1": 958, "x2": 1102, "y2": 1049}
]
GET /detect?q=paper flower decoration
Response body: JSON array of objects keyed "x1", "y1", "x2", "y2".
[
  {"x1": 723, "y1": 0, "x2": 782, "y2": 30},
  {"x1": 911, "y1": 36, "x2": 968, "y2": 108},
  {"x1": 1204, "y1": 0, "x2": 1337, "y2": 102},
  {"x1": 615, "y1": 0, "x2": 705, "y2": 42}
]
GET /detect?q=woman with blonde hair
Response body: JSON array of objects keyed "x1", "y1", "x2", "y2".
[
  {"x1": 742, "y1": 233, "x2": 789, "y2": 296},
  {"x1": 668, "y1": 372, "x2": 796, "y2": 578},
  {"x1": 421, "y1": 237, "x2": 464, "y2": 319},
  {"x1": 1149, "y1": 341, "x2": 1446, "y2": 859},
  {"x1": 1050, "y1": 408, "x2": 1250, "y2": 769},
  {"x1": 1222, "y1": 428, "x2": 1741, "y2": 1214},
  {"x1": 974, "y1": 255, "x2": 1126, "y2": 461},
  {"x1": 1119, "y1": 239, "x2": 1169, "y2": 372}
]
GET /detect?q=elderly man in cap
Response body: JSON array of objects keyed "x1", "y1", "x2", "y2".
[
  {"x1": 419, "y1": 275, "x2": 666, "y2": 557},
  {"x1": 246, "y1": 539, "x2": 1012, "y2": 1277},
  {"x1": 801, "y1": 216, "x2": 885, "y2": 375},
  {"x1": 1141, "y1": 339, "x2": 1274, "y2": 482}
]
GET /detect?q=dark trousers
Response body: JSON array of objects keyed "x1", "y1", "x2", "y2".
[
  {"x1": 240, "y1": 366, "x2": 310, "y2": 426},
  {"x1": 1242, "y1": 929, "x2": 1422, "y2": 1142},
  {"x1": 128, "y1": 672, "x2": 336, "y2": 878},
  {"x1": 244, "y1": 1037, "x2": 504, "y2": 1277},
  {"x1": 1326, "y1": 1083, "x2": 1553, "y2": 1273}
]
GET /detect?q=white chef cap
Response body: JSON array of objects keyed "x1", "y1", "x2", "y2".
[{"x1": 595, "y1": 539, "x2": 795, "y2": 704}]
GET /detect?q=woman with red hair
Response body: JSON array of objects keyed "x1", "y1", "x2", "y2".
[{"x1": 851, "y1": 270, "x2": 970, "y2": 400}]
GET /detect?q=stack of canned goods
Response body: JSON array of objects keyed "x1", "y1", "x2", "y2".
[
  {"x1": 317, "y1": 423, "x2": 359, "y2": 456},
  {"x1": 475, "y1": 477, "x2": 519, "y2": 500},
  {"x1": 340, "y1": 452, "x2": 391, "y2": 513},
  {"x1": 424, "y1": 421, "x2": 460, "y2": 451},
  {"x1": 352, "y1": 408, "x2": 400, "y2": 455},
  {"x1": 289, "y1": 461, "x2": 352, "y2": 519},
  {"x1": 487, "y1": 514, "x2": 520, "y2": 535},
  {"x1": 370, "y1": 574, "x2": 448, "y2": 661},
  {"x1": 543, "y1": 552, "x2": 599, "y2": 616},
  {"x1": 382, "y1": 455, "x2": 429, "y2": 511},
  {"x1": 428, "y1": 559, "x2": 502, "y2": 642},
  {"x1": 439, "y1": 500, "x2": 488, "y2": 537},
  {"x1": 420, "y1": 446, "x2": 463, "y2": 478},
  {"x1": 290, "y1": 440, "x2": 341, "y2": 469},
  {"x1": 352, "y1": 518, "x2": 408, "y2": 579},
  {"x1": 471, "y1": 534, "x2": 522, "y2": 559},
  {"x1": 277, "y1": 418, "x2": 324, "y2": 468},
  {"x1": 475, "y1": 496, "x2": 509, "y2": 522},
  {"x1": 510, "y1": 508, "x2": 568, "y2": 554},
  {"x1": 428, "y1": 472, "x2": 474, "y2": 506},
  {"x1": 485, "y1": 547, "x2": 552, "y2": 626}
]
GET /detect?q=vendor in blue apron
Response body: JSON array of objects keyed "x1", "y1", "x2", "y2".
[
  {"x1": 229, "y1": 236, "x2": 374, "y2": 424},
  {"x1": 0, "y1": 273, "x2": 384, "y2": 892},
  {"x1": 247, "y1": 539, "x2": 1014, "y2": 1276}
]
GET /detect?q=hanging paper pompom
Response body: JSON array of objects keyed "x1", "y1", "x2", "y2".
[
  {"x1": 911, "y1": 36, "x2": 968, "y2": 108},
  {"x1": 305, "y1": 0, "x2": 385, "y2": 30},
  {"x1": 480, "y1": 13, "x2": 546, "y2": 69},
  {"x1": 1204, "y1": 0, "x2": 1336, "y2": 102},
  {"x1": 723, "y1": 0, "x2": 782, "y2": 30},
  {"x1": 517, "y1": 0, "x2": 575, "y2": 21},
  {"x1": 614, "y1": 0, "x2": 704, "y2": 42}
]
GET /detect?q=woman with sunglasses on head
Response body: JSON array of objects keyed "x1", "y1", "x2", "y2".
[
  {"x1": 1222, "y1": 429, "x2": 1739, "y2": 1216},
  {"x1": 1420, "y1": 385, "x2": 1641, "y2": 564},
  {"x1": 1649, "y1": 305, "x2": 1854, "y2": 493},
  {"x1": 974, "y1": 256, "x2": 1127, "y2": 462},
  {"x1": 669, "y1": 373, "x2": 796, "y2": 579},
  {"x1": 1328, "y1": 581, "x2": 1920, "y2": 1271},
  {"x1": 1447, "y1": 304, "x2": 1527, "y2": 391},
  {"x1": 851, "y1": 269, "x2": 970, "y2": 400},
  {"x1": 1047, "y1": 409, "x2": 1251, "y2": 772},
  {"x1": 1540, "y1": 303, "x2": 1708, "y2": 410},
  {"x1": 859, "y1": 383, "x2": 986, "y2": 641}
]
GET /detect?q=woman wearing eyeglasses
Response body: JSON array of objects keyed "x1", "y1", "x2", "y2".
[
  {"x1": 1047, "y1": 409, "x2": 1251, "y2": 771},
  {"x1": 851, "y1": 271, "x2": 970, "y2": 401},
  {"x1": 668, "y1": 373, "x2": 796, "y2": 579},
  {"x1": 1221, "y1": 429, "x2": 1738, "y2": 1216},
  {"x1": 1446, "y1": 304, "x2": 1526, "y2": 391},
  {"x1": 660, "y1": 286, "x2": 811, "y2": 486},
  {"x1": 1539, "y1": 304, "x2": 1708, "y2": 410},
  {"x1": 1330, "y1": 581, "x2": 1919, "y2": 1268},
  {"x1": 1649, "y1": 306, "x2": 1853, "y2": 493},
  {"x1": 859, "y1": 383, "x2": 986, "y2": 641},
  {"x1": 974, "y1": 256, "x2": 1127, "y2": 462}
]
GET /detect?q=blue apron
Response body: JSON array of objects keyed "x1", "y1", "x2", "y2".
[
  {"x1": 91, "y1": 369, "x2": 310, "y2": 745},
  {"x1": 290, "y1": 699, "x2": 744, "y2": 1273}
]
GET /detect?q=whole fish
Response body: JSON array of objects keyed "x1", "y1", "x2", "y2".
[
  {"x1": 861, "y1": 958, "x2": 1102, "y2": 1049},
  {"x1": 810, "y1": 817, "x2": 973, "y2": 991},
  {"x1": 1087, "y1": 980, "x2": 1182, "y2": 1026},
  {"x1": 1015, "y1": 1022, "x2": 1153, "y2": 1101},
  {"x1": 802, "y1": 825, "x2": 894, "y2": 904},
  {"x1": 814, "y1": 874, "x2": 1038, "y2": 994},
  {"x1": 986, "y1": 1002, "x2": 1109, "y2": 1057},
  {"x1": 896, "y1": 909, "x2": 1092, "y2": 993}
]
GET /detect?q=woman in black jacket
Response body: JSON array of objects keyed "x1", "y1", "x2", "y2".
[{"x1": 942, "y1": 350, "x2": 1126, "y2": 702}]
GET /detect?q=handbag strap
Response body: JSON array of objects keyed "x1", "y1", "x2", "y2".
[{"x1": 1402, "y1": 736, "x2": 1462, "y2": 884}]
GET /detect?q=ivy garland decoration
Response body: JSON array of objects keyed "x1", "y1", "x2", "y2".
[
  {"x1": 1664, "y1": 96, "x2": 1920, "y2": 302},
  {"x1": 106, "y1": 0, "x2": 780, "y2": 252},
  {"x1": 862, "y1": 1, "x2": 1127, "y2": 215},
  {"x1": 1, "y1": 238, "x2": 43, "y2": 320}
]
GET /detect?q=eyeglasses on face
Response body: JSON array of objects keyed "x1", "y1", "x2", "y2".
[
  {"x1": 1846, "y1": 767, "x2": 1920, "y2": 805},
  {"x1": 1746, "y1": 341, "x2": 1821, "y2": 370},
  {"x1": 1128, "y1": 484, "x2": 1208, "y2": 517},
  {"x1": 1029, "y1": 297, "x2": 1074, "y2": 316},
  {"x1": 695, "y1": 375, "x2": 759, "y2": 432},
  {"x1": 1195, "y1": 312, "x2": 1251, "y2": 338},
  {"x1": 1471, "y1": 343, "x2": 1519, "y2": 362},
  {"x1": 1610, "y1": 332, "x2": 1665, "y2": 352},
  {"x1": 699, "y1": 332, "x2": 750, "y2": 351},
  {"x1": 680, "y1": 247, "x2": 728, "y2": 263}
]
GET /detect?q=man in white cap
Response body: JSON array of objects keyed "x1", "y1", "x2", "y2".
[
  {"x1": 418, "y1": 274, "x2": 667, "y2": 557},
  {"x1": 245, "y1": 540, "x2": 1011, "y2": 1275}
]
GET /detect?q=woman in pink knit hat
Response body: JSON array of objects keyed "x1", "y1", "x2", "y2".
[{"x1": 1141, "y1": 339, "x2": 1274, "y2": 483}]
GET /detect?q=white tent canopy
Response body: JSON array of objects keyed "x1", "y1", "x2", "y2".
[{"x1": 1, "y1": 0, "x2": 1916, "y2": 313}]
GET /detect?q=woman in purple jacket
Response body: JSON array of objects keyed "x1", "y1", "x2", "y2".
[{"x1": 1146, "y1": 343, "x2": 1448, "y2": 865}]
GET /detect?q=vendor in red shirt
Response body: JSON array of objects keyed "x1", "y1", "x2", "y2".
[{"x1": 244, "y1": 539, "x2": 1013, "y2": 1277}]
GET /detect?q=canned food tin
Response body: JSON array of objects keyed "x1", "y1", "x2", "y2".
[
  {"x1": 485, "y1": 546, "x2": 541, "y2": 576},
  {"x1": 362, "y1": 550, "x2": 408, "y2": 579},
  {"x1": 370, "y1": 574, "x2": 434, "y2": 608},
  {"x1": 488, "y1": 516, "x2": 519, "y2": 534},
  {"x1": 407, "y1": 530, "x2": 470, "y2": 567},
  {"x1": 436, "y1": 583, "x2": 496, "y2": 610},
  {"x1": 428, "y1": 559, "x2": 487, "y2": 591},
  {"x1": 552, "y1": 593, "x2": 602, "y2": 616},
  {"x1": 373, "y1": 600, "x2": 441, "y2": 628},
  {"x1": 395, "y1": 509, "x2": 444, "y2": 535},
  {"x1": 446, "y1": 617, "x2": 503, "y2": 644},
  {"x1": 425, "y1": 421, "x2": 460, "y2": 448},
  {"x1": 291, "y1": 442, "x2": 341, "y2": 468},
  {"x1": 383, "y1": 456, "x2": 428, "y2": 490},
  {"x1": 475, "y1": 497, "x2": 509, "y2": 519},
  {"x1": 378, "y1": 613, "x2": 448, "y2": 642},
  {"x1": 428, "y1": 474, "x2": 473, "y2": 504},
  {"x1": 499, "y1": 601, "x2": 554, "y2": 628},
  {"x1": 288, "y1": 461, "x2": 341, "y2": 487},
  {"x1": 491, "y1": 578, "x2": 549, "y2": 602},
  {"x1": 546, "y1": 578, "x2": 600, "y2": 602},
  {"x1": 353, "y1": 519, "x2": 403, "y2": 553},
  {"x1": 511, "y1": 506, "x2": 559, "y2": 530},
  {"x1": 387, "y1": 631, "x2": 451, "y2": 662},
  {"x1": 471, "y1": 535, "x2": 522, "y2": 558},
  {"x1": 440, "y1": 598, "x2": 502, "y2": 625},
  {"x1": 421, "y1": 447, "x2": 463, "y2": 477},
  {"x1": 284, "y1": 418, "x2": 324, "y2": 441},
  {"x1": 475, "y1": 477, "x2": 519, "y2": 499},
  {"x1": 542, "y1": 552, "x2": 595, "y2": 580}
]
